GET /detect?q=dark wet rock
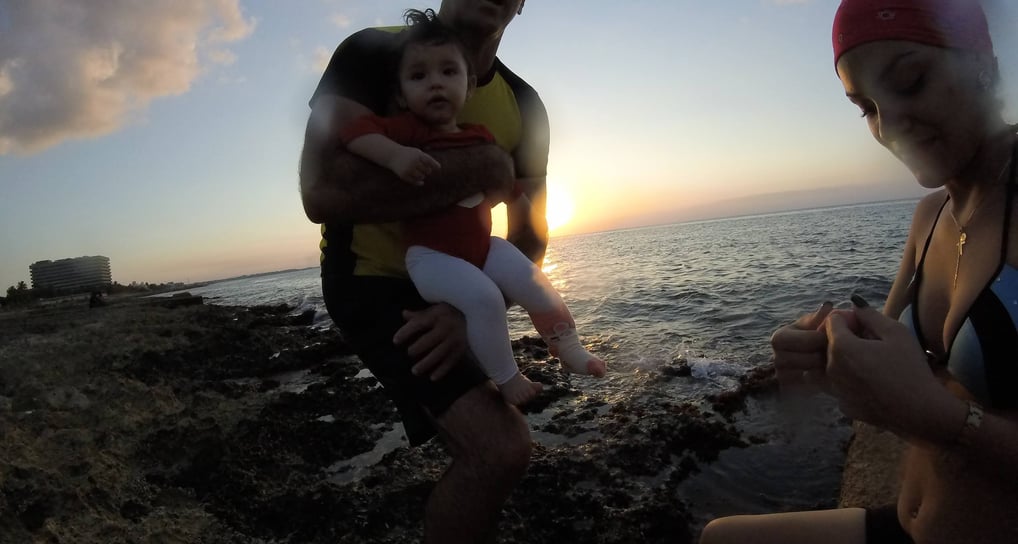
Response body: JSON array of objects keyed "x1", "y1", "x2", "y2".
[
  {"x1": 517, "y1": 357, "x2": 581, "y2": 414},
  {"x1": 513, "y1": 334, "x2": 551, "y2": 359},
  {"x1": 119, "y1": 499, "x2": 149, "y2": 521},
  {"x1": 247, "y1": 303, "x2": 294, "y2": 315},
  {"x1": 660, "y1": 360, "x2": 692, "y2": 378},
  {"x1": 42, "y1": 385, "x2": 91, "y2": 411},
  {"x1": 258, "y1": 378, "x2": 281, "y2": 391},
  {"x1": 0, "y1": 296, "x2": 780, "y2": 544},
  {"x1": 155, "y1": 293, "x2": 204, "y2": 308},
  {"x1": 244, "y1": 304, "x2": 318, "y2": 328},
  {"x1": 708, "y1": 363, "x2": 777, "y2": 420},
  {"x1": 290, "y1": 308, "x2": 318, "y2": 326}
]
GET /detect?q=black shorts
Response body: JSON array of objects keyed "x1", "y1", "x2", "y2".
[
  {"x1": 866, "y1": 505, "x2": 914, "y2": 544},
  {"x1": 322, "y1": 274, "x2": 488, "y2": 446}
]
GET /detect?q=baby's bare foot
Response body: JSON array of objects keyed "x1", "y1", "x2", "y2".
[
  {"x1": 584, "y1": 356, "x2": 607, "y2": 378},
  {"x1": 555, "y1": 342, "x2": 607, "y2": 377},
  {"x1": 498, "y1": 373, "x2": 543, "y2": 406}
]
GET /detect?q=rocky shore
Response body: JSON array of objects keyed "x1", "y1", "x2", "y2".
[
  {"x1": 0, "y1": 295, "x2": 881, "y2": 543},
  {"x1": 838, "y1": 422, "x2": 904, "y2": 509}
]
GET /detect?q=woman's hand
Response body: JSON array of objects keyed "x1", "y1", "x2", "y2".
[
  {"x1": 771, "y1": 301, "x2": 835, "y2": 394},
  {"x1": 393, "y1": 303, "x2": 469, "y2": 381},
  {"x1": 824, "y1": 305, "x2": 957, "y2": 440}
]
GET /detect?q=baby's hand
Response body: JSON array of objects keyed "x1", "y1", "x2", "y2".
[{"x1": 390, "y1": 146, "x2": 440, "y2": 185}]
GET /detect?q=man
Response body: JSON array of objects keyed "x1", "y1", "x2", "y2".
[{"x1": 298, "y1": 1, "x2": 548, "y2": 541}]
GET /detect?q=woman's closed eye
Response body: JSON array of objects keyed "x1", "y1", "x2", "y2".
[
  {"x1": 851, "y1": 98, "x2": 876, "y2": 118},
  {"x1": 896, "y1": 73, "x2": 925, "y2": 96}
]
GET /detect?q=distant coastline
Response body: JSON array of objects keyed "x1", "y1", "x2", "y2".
[
  {"x1": 672, "y1": 197, "x2": 921, "y2": 227},
  {"x1": 195, "y1": 266, "x2": 319, "y2": 287},
  {"x1": 553, "y1": 196, "x2": 921, "y2": 240}
]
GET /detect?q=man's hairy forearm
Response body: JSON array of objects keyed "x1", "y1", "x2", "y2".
[
  {"x1": 301, "y1": 143, "x2": 514, "y2": 224},
  {"x1": 505, "y1": 190, "x2": 548, "y2": 265},
  {"x1": 508, "y1": 229, "x2": 547, "y2": 265}
]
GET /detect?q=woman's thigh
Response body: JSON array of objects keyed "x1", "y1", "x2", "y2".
[{"x1": 699, "y1": 508, "x2": 866, "y2": 544}]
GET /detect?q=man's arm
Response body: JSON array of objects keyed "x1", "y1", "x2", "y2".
[
  {"x1": 505, "y1": 176, "x2": 549, "y2": 265},
  {"x1": 494, "y1": 66, "x2": 550, "y2": 265},
  {"x1": 345, "y1": 133, "x2": 440, "y2": 186},
  {"x1": 299, "y1": 96, "x2": 515, "y2": 225}
]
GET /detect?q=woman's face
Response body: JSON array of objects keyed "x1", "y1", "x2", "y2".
[{"x1": 836, "y1": 41, "x2": 994, "y2": 188}]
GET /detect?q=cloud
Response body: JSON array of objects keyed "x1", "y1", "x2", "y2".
[
  {"x1": 330, "y1": 13, "x2": 353, "y2": 29},
  {"x1": 0, "y1": 0, "x2": 254, "y2": 156},
  {"x1": 312, "y1": 46, "x2": 334, "y2": 74},
  {"x1": 0, "y1": 63, "x2": 13, "y2": 97}
]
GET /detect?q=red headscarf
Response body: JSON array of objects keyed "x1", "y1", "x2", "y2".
[{"x1": 832, "y1": 0, "x2": 994, "y2": 66}]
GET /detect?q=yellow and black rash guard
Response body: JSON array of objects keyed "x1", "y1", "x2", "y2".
[{"x1": 309, "y1": 27, "x2": 550, "y2": 285}]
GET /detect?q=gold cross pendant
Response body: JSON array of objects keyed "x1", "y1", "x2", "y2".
[{"x1": 953, "y1": 230, "x2": 967, "y2": 290}]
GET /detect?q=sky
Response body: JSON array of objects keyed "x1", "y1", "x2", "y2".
[{"x1": 1, "y1": 0, "x2": 1017, "y2": 288}]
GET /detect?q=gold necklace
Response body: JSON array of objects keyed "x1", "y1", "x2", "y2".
[{"x1": 947, "y1": 153, "x2": 1014, "y2": 289}]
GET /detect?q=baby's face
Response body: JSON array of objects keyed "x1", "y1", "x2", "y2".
[{"x1": 398, "y1": 42, "x2": 471, "y2": 127}]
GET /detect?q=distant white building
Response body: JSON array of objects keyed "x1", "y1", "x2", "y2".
[{"x1": 30, "y1": 256, "x2": 112, "y2": 293}]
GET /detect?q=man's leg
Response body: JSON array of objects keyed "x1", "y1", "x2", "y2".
[
  {"x1": 425, "y1": 381, "x2": 532, "y2": 544},
  {"x1": 324, "y1": 274, "x2": 532, "y2": 540}
]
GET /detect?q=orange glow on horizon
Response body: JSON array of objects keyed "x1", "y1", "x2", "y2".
[{"x1": 544, "y1": 181, "x2": 575, "y2": 234}]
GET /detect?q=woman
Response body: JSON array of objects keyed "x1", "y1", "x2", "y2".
[{"x1": 699, "y1": 0, "x2": 1018, "y2": 543}]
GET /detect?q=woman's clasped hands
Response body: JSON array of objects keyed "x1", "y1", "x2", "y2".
[{"x1": 772, "y1": 296, "x2": 955, "y2": 441}]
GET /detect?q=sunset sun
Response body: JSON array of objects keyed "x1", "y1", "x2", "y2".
[{"x1": 545, "y1": 182, "x2": 575, "y2": 233}]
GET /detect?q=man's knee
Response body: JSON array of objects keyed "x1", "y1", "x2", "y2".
[
  {"x1": 469, "y1": 405, "x2": 532, "y2": 472},
  {"x1": 492, "y1": 411, "x2": 532, "y2": 473},
  {"x1": 440, "y1": 386, "x2": 533, "y2": 473}
]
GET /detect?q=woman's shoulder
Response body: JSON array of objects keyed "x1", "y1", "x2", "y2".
[
  {"x1": 910, "y1": 190, "x2": 950, "y2": 228},
  {"x1": 915, "y1": 189, "x2": 949, "y2": 212}
]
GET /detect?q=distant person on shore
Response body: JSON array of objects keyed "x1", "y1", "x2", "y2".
[
  {"x1": 700, "y1": 0, "x2": 1018, "y2": 543},
  {"x1": 340, "y1": 8, "x2": 605, "y2": 406},
  {"x1": 299, "y1": 1, "x2": 554, "y2": 541},
  {"x1": 89, "y1": 291, "x2": 105, "y2": 308}
]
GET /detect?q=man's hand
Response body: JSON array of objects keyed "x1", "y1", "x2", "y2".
[{"x1": 393, "y1": 303, "x2": 468, "y2": 381}]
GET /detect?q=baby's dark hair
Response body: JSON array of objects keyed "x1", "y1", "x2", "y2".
[{"x1": 396, "y1": 8, "x2": 473, "y2": 74}]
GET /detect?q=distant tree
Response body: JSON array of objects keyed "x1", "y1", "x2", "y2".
[{"x1": 5, "y1": 282, "x2": 33, "y2": 306}]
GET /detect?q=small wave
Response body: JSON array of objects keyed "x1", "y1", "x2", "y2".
[{"x1": 689, "y1": 358, "x2": 743, "y2": 379}]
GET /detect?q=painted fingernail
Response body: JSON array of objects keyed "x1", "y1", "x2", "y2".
[
  {"x1": 817, "y1": 301, "x2": 832, "y2": 312},
  {"x1": 850, "y1": 294, "x2": 869, "y2": 308}
]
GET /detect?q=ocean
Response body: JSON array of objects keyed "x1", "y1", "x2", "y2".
[{"x1": 163, "y1": 199, "x2": 915, "y2": 527}]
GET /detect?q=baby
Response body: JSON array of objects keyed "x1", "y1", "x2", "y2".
[{"x1": 340, "y1": 9, "x2": 605, "y2": 405}]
